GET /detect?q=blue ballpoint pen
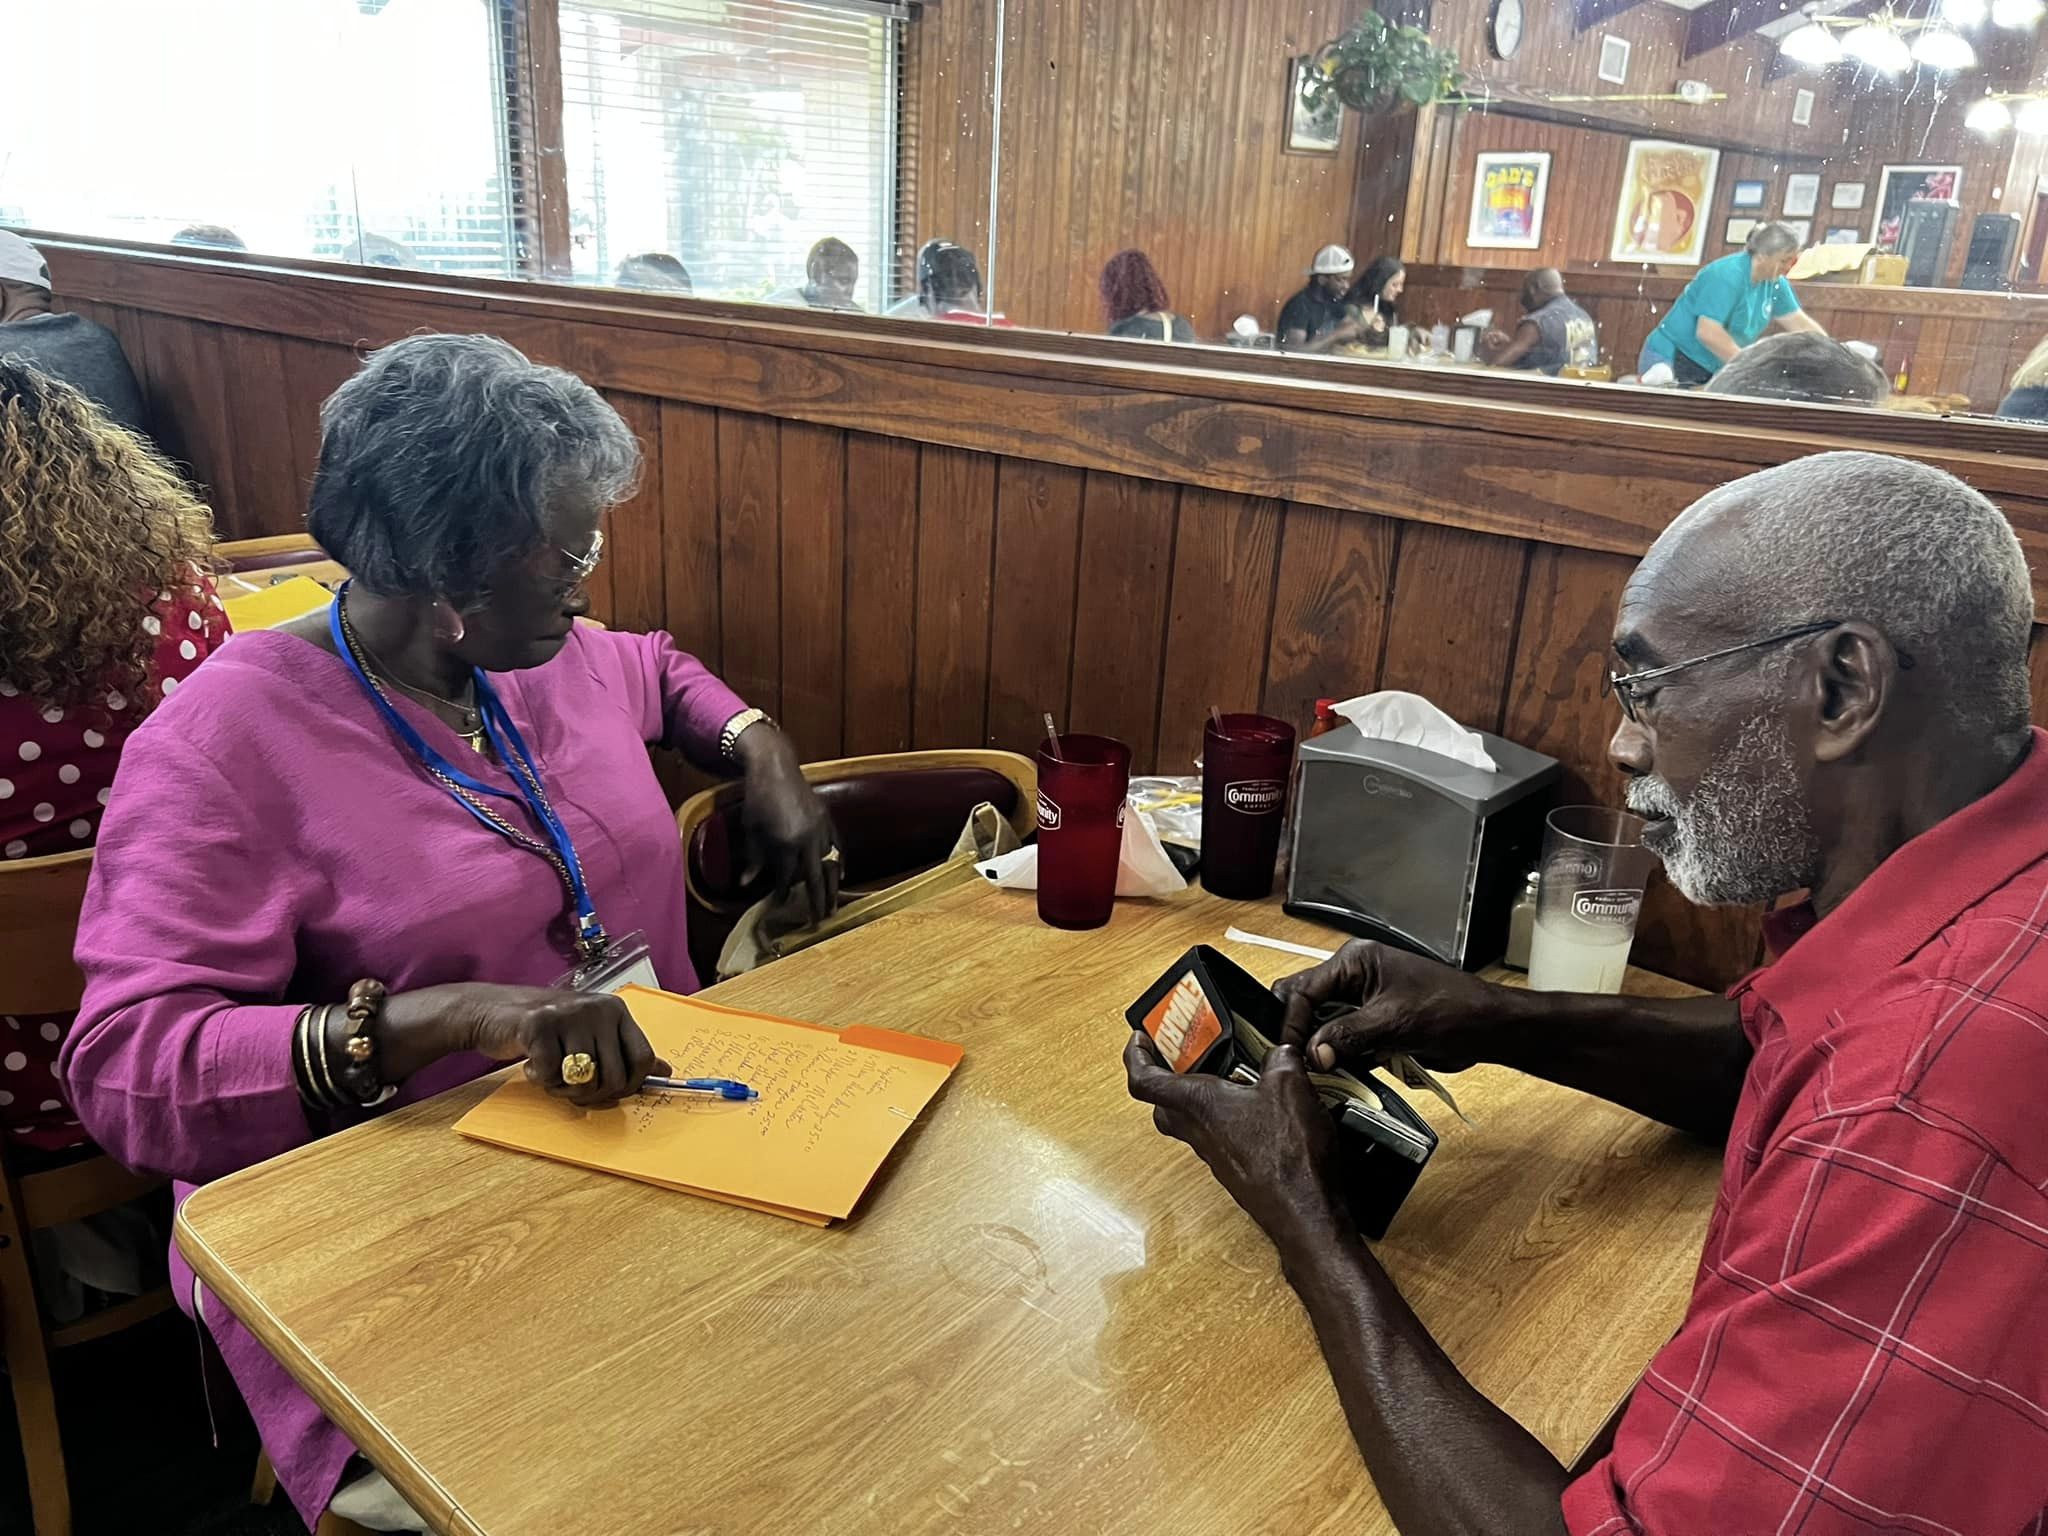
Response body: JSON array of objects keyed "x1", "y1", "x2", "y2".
[{"x1": 640, "y1": 1076, "x2": 758, "y2": 1101}]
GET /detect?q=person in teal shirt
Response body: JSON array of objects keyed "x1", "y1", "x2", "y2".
[{"x1": 1638, "y1": 223, "x2": 1828, "y2": 385}]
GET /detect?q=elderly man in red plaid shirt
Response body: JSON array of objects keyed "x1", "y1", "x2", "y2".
[{"x1": 1128, "y1": 450, "x2": 2048, "y2": 1534}]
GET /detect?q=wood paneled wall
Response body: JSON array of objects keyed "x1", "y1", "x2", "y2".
[
  {"x1": 44, "y1": 242, "x2": 2048, "y2": 987},
  {"x1": 914, "y1": 0, "x2": 1376, "y2": 339}
]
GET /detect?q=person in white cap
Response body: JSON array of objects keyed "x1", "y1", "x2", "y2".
[
  {"x1": 1277, "y1": 243, "x2": 1364, "y2": 354},
  {"x1": 0, "y1": 230, "x2": 151, "y2": 440}
]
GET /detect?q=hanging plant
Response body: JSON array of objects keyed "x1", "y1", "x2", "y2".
[{"x1": 1304, "y1": 11, "x2": 1466, "y2": 115}]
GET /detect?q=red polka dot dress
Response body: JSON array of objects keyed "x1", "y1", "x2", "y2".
[{"x1": 0, "y1": 580, "x2": 229, "y2": 1149}]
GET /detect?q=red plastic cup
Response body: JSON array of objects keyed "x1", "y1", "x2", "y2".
[
  {"x1": 1035, "y1": 734, "x2": 1132, "y2": 930},
  {"x1": 1201, "y1": 713, "x2": 1297, "y2": 899}
]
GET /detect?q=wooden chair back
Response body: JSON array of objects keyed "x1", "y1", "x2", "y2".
[{"x1": 0, "y1": 850, "x2": 93, "y2": 1015}]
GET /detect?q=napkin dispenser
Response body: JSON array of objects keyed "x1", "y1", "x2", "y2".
[{"x1": 1285, "y1": 723, "x2": 1560, "y2": 969}]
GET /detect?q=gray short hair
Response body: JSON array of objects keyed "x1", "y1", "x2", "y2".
[
  {"x1": 308, "y1": 334, "x2": 639, "y2": 604},
  {"x1": 1706, "y1": 333, "x2": 1890, "y2": 406},
  {"x1": 1746, "y1": 222, "x2": 1803, "y2": 258},
  {"x1": 1655, "y1": 451, "x2": 2034, "y2": 747}
]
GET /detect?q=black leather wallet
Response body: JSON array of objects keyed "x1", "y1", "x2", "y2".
[{"x1": 1127, "y1": 944, "x2": 1437, "y2": 1239}]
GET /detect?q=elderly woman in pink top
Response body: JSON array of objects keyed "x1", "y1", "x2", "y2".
[{"x1": 62, "y1": 334, "x2": 835, "y2": 1533}]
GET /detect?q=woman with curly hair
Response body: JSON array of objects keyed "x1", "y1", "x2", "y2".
[
  {"x1": 0, "y1": 358, "x2": 227, "y2": 1147},
  {"x1": 1100, "y1": 249, "x2": 1195, "y2": 343}
]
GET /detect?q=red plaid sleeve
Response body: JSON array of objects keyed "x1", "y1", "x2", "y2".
[{"x1": 1563, "y1": 1107, "x2": 2048, "y2": 1535}]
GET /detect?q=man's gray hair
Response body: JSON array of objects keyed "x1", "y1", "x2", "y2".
[
  {"x1": 1660, "y1": 451, "x2": 2034, "y2": 747},
  {"x1": 308, "y1": 333, "x2": 639, "y2": 604},
  {"x1": 1745, "y1": 221, "x2": 1803, "y2": 258}
]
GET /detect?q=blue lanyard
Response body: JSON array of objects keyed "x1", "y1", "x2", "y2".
[{"x1": 328, "y1": 590, "x2": 608, "y2": 956}]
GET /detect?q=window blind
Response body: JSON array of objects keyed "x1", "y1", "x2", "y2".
[
  {"x1": 557, "y1": 0, "x2": 902, "y2": 311},
  {"x1": 0, "y1": 0, "x2": 518, "y2": 278}
]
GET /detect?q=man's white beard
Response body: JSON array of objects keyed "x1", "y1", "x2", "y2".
[{"x1": 1626, "y1": 711, "x2": 1822, "y2": 907}]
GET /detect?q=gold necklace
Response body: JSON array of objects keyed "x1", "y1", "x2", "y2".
[{"x1": 340, "y1": 602, "x2": 489, "y2": 753}]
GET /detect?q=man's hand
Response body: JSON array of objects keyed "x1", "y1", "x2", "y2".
[
  {"x1": 1275, "y1": 940, "x2": 1513, "y2": 1074},
  {"x1": 1123, "y1": 1032, "x2": 1347, "y2": 1250}
]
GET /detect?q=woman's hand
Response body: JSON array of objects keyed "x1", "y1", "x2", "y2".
[
  {"x1": 380, "y1": 984, "x2": 668, "y2": 1107},
  {"x1": 1274, "y1": 940, "x2": 1519, "y2": 1076},
  {"x1": 732, "y1": 723, "x2": 839, "y2": 922}
]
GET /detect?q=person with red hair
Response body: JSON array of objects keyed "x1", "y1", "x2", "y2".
[{"x1": 1100, "y1": 250, "x2": 1194, "y2": 343}]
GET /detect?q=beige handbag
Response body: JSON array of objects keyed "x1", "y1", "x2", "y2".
[{"x1": 716, "y1": 801, "x2": 1023, "y2": 979}]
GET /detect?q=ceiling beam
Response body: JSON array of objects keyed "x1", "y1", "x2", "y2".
[
  {"x1": 1572, "y1": 0, "x2": 1651, "y2": 34},
  {"x1": 1683, "y1": 0, "x2": 1808, "y2": 59}
]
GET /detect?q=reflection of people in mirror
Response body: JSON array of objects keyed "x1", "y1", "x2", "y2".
[
  {"x1": 614, "y1": 252, "x2": 693, "y2": 294},
  {"x1": 918, "y1": 243, "x2": 1011, "y2": 327},
  {"x1": 1337, "y1": 257, "x2": 1405, "y2": 352},
  {"x1": 1277, "y1": 244, "x2": 1359, "y2": 353},
  {"x1": 1704, "y1": 332, "x2": 1889, "y2": 407},
  {"x1": 1100, "y1": 249, "x2": 1194, "y2": 344},
  {"x1": 1637, "y1": 223, "x2": 1827, "y2": 385},
  {"x1": 1477, "y1": 268, "x2": 1598, "y2": 375},
  {"x1": 766, "y1": 238, "x2": 863, "y2": 313},
  {"x1": 1996, "y1": 337, "x2": 2048, "y2": 424}
]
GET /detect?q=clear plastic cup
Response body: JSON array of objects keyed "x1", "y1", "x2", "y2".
[{"x1": 1526, "y1": 807, "x2": 1656, "y2": 994}]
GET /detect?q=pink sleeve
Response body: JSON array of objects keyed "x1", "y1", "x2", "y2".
[
  {"x1": 61, "y1": 733, "x2": 313, "y2": 1183},
  {"x1": 576, "y1": 624, "x2": 748, "y2": 768}
]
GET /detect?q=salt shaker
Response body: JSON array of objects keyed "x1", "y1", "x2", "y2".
[{"x1": 1504, "y1": 868, "x2": 1540, "y2": 971}]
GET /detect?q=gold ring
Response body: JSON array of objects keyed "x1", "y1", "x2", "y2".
[
  {"x1": 822, "y1": 847, "x2": 842, "y2": 865},
  {"x1": 560, "y1": 1052, "x2": 598, "y2": 1087}
]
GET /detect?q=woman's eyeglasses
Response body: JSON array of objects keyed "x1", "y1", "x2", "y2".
[
  {"x1": 549, "y1": 528, "x2": 605, "y2": 596},
  {"x1": 1601, "y1": 620, "x2": 1840, "y2": 723}
]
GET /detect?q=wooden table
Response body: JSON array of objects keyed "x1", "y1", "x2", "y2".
[{"x1": 176, "y1": 885, "x2": 1722, "y2": 1536}]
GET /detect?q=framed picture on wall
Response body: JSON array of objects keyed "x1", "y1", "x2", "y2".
[
  {"x1": 1467, "y1": 151, "x2": 1552, "y2": 248},
  {"x1": 1825, "y1": 227, "x2": 1863, "y2": 244},
  {"x1": 1285, "y1": 55, "x2": 1342, "y2": 155},
  {"x1": 1731, "y1": 180, "x2": 1767, "y2": 210},
  {"x1": 1831, "y1": 181, "x2": 1867, "y2": 210},
  {"x1": 1784, "y1": 174, "x2": 1821, "y2": 217},
  {"x1": 1793, "y1": 89, "x2": 1816, "y2": 127},
  {"x1": 1598, "y1": 34, "x2": 1631, "y2": 84},
  {"x1": 1726, "y1": 217, "x2": 1758, "y2": 245},
  {"x1": 1779, "y1": 219, "x2": 1813, "y2": 247},
  {"x1": 1610, "y1": 140, "x2": 1720, "y2": 266},
  {"x1": 1871, "y1": 164, "x2": 1961, "y2": 245}
]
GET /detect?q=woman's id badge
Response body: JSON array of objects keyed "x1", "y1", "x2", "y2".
[{"x1": 555, "y1": 930, "x2": 660, "y2": 995}]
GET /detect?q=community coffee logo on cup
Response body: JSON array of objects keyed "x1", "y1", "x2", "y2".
[
  {"x1": 1572, "y1": 889, "x2": 1643, "y2": 927},
  {"x1": 1548, "y1": 849, "x2": 1604, "y2": 887},
  {"x1": 1036, "y1": 791, "x2": 1062, "y2": 831},
  {"x1": 1225, "y1": 779, "x2": 1285, "y2": 815}
]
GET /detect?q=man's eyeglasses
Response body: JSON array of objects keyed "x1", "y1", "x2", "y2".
[{"x1": 1601, "y1": 620, "x2": 1839, "y2": 723}]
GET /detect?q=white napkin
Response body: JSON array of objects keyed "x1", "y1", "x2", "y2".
[
  {"x1": 1331, "y1": 690, "x2": 1498, "y2": 773},
  {"x1": 977, "y1": 800, "x2": 1187, "y2": 897}
]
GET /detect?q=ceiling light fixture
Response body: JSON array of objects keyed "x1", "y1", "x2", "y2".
[
  {"x1": 1991, "y1": 0, "x2": 2046, "y2": 27},
  {"x1": 1843, "y1": 16, "x2": 1915, "y2": 70},
  {"x1": 1780, "y1": 11, "x2": 1847, "y2": 65},
  {"x1": 1965, "y1": 94, "x2": 2015, "y2": 133},
  {"x1": 1910, "y1": 23, "x2": 1979, "y2": 66}
]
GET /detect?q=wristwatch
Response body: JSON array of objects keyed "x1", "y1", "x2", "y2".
[{"x1": 719, "y1": 707, "x2": 773, "y2": 763}]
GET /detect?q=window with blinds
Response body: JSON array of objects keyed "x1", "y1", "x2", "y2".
[
  {"x1": 557, "y1": 0, "x2": 904, "y2": 311},
  {"x1": 0, "y1": 0, "x2": 518, "y2": 277}
]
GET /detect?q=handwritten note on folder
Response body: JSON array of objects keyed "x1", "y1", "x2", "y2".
[{"x1": 454, "y1": 987, "x2": 963, "y2": 1225}]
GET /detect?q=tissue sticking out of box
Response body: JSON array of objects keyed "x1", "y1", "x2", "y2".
[
  {"x1": 1331, "y1": 691, "x2": 1499, "y2": 773},
  {"x1": 1460, "y1": 309, "x2": 1494, "y2": 329}
]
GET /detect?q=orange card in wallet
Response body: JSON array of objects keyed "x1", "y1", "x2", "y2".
[{"x1": 454, "y1": 987, "x2": 963, "y2": 1224}]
